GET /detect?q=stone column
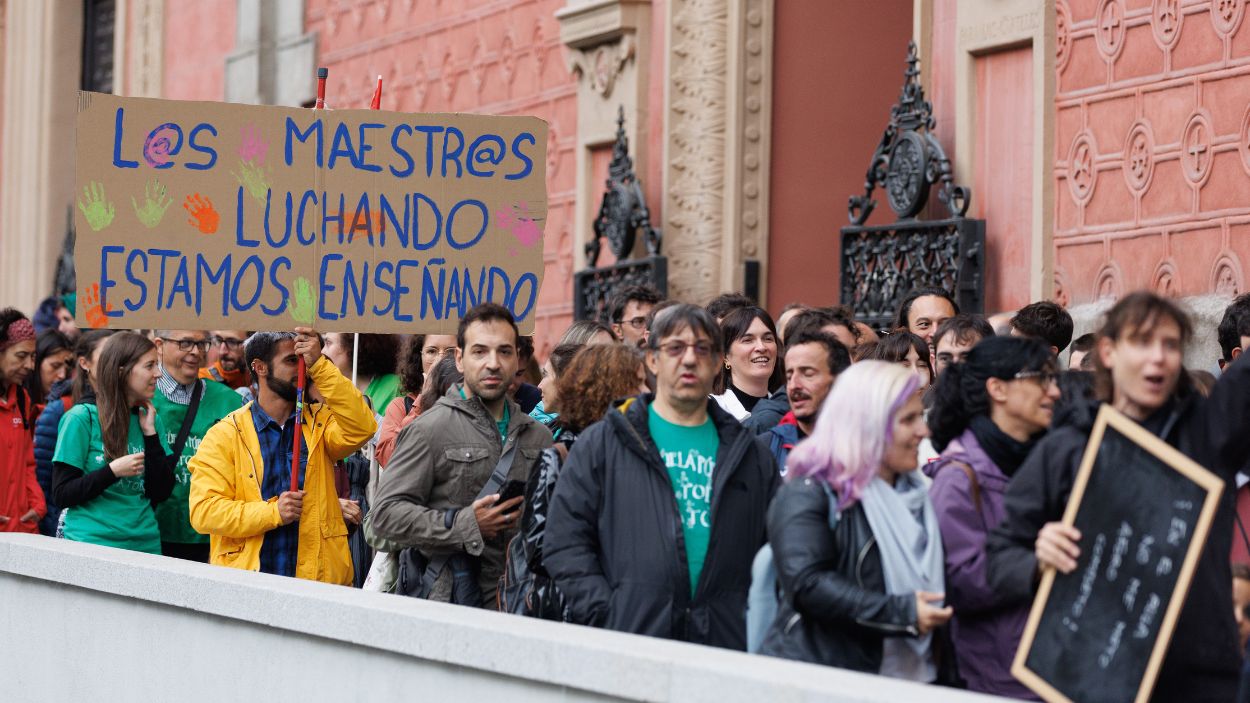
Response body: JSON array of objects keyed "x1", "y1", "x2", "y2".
[
  {"x1": 557, "y1": 0, "x2": 653, "y2": 270},
  {"x1": 0, "y1": 0, "x2": 82, "y2": 313},
  {"x1": 663, "y1": 0, "x2": 772, "y2": 305},
  {"x1": 119, "y1": 0, "x2": 164, "y2": 98}
]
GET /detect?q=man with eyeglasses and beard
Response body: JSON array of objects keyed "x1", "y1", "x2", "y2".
[
  {"x1": 199, "y1": 330, "x2": 252, "y2": 390},
  {"x1": 544, "y1": 304, "x2": 780, "y2": 650},
  {"x1": 189, "y1": 328, "x2": 376, "y2": 583},
  {"x1": 151, "y1": 330, "x2": 243, "y2": 561}
]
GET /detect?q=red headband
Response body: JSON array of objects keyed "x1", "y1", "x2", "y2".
[{"x1": 0, "y1": 318, "x2": 35, "y2": 352}]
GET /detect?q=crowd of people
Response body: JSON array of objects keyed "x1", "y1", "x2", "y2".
[{"x1": 1, "y1": 284, "x2": 1249, "y2": 700}]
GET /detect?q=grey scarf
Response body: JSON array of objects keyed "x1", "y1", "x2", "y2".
[{"x1": 861, "y1": 472, "x2": 945, "y2": 682}]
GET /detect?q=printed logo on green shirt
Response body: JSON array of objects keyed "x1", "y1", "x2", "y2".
[{"x1": 648, "y1": 405, "x2": 719, "y2": 596}]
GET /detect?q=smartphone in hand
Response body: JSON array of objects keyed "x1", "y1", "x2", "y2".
[{"x1": 495, "y1": 479, "x2": 526, "y2": 507}]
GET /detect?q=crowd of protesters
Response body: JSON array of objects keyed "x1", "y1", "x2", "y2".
[{"x1": 1, "y1": 284, "x2": 1249, "y2": 700}]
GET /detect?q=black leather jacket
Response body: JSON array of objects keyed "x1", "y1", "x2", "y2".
[{"x1": 760, "y1": 477, "x2": 959, "y2": 684}]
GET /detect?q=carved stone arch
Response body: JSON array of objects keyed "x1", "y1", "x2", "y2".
[
  {"x1": 1211, "y1": 253, "x2": 1244, "y2": 297},
  {"x1": 1151, "y1": 259, "x2": 1181, "y2": 298},
  {"x1": 1095, "y1": 261, "x2": 1124, "y2": 301}
]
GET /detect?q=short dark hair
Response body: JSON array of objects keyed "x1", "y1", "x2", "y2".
[
  {"x1": 645, "y1": 299, "x2": 681, "y2": 333},
  {"x1": 244, "y1": 331, "x2": 297, "y2": 383},
  {"x1": 867, "y1": 331, "x2": 933, "y2": 381},
  {"x1": 785, "y1": 328, "x2": 851, "y2": 376},
  {"x1": 647, "y1": 304, "x2": 722, "y2": 356},
  {"x1": 456, "y1": 303, "x2": 519, "y2": 350},
  {"x1": 705, "y1": 292, "x2": 756, "y2": 321},
  {"x1": 1218, "y1": 294, "x2": 1250, "y2": 362},
  {"x1": 892, "y1": 287, "x2": 959, "y2": 331},
  {"x1": 1070, "y1": 332, "x2": 1096, "y2": 354},
  {"x1": 608, "y1": 285, "x2": 663, "y2": 323},
  {"x1": 782, "y1": 307, "x2": 840, "y2": 341},
  {"x1": 1011, "y1": 301, "x2": 1075, "y2": 353},
  {"x1": 517, "y1": 335, "x2": 535, "y2": 364},
  {"x1": 933, "y1": 313, "x2": 994, "y2": 351}
]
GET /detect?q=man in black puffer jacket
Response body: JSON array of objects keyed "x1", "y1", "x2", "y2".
[{"x1": 543, "y1": 304, "x2": 780, "y2": 650}]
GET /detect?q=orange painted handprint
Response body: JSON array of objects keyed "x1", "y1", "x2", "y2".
[
  {"x1": 81, "y1": 283, "x2": 113, "y2": 329},
  {"x1": 184, "y1": 193, "x2": 219, "y2": 234}
]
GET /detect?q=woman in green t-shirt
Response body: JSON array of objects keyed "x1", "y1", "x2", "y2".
[{"x1": 51, "y1": 332, "x2": 175, "y2": 554}]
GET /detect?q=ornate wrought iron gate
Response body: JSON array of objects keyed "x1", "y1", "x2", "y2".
[
  {"x1": 573, "y1": 108, "x2": 666, "y2": 322},
  {"x1": 840, "y1": 42, "x2": 985, "y2": 330}
]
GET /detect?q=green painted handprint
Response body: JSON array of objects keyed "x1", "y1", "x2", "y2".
[
  {"x1": 289, "y1": 277, "x2": 317, "y2": 324},
  {"x1": 77, "y1": 181, "x2": 116, "y2": 232},
  {"x1": 232, "y1": 160, "x2": 270, "y2": 204},
  {"x1": 131, "y1": 179, "x2": 173, "y2": 228}
]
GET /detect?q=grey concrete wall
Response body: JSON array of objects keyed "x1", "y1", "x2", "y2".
[{"x1": 0, "y1": 534, "x2": 1008, "y2": 703}]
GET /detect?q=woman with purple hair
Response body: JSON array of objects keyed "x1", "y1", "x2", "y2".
[{"x1": 758, "y1": 361, "x2": 956, "y2": 684}]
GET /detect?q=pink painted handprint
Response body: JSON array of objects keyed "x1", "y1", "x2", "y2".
[
  {"x1": 238, "y1": 124, "x2": 269, "y2": 165},
  {"x1": 495, "y1": 202, "x2": 544, "y2": 254}
]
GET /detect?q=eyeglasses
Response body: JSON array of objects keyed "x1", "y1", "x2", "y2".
[
  {"x1": 657, "y1": 340, "x2": 713, "y2": 358},
  {"x1": 1013, "y1": 369, "x2": 1058, "y2": 387},
  {"x1": 422, "y1": 346, "x2": 456, "y2": 358},
  {"x1": 616, "y1": 316, "x2": 648, "y2": 330},
  {"x1": 161, "y1": 337, "x2": 211, "y2": 353},
  {"x1": 209, "y1": 336, "x2": 245, "y2": 350}
]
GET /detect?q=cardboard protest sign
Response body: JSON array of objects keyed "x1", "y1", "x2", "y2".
[
  {"x1": 1012, "y1": 405, "x2": 1223, "y2": 703},
  {"x1": 73, "y1": 92, "x2": 547, "y2": 334}
]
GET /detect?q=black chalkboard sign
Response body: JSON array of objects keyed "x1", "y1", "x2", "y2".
[{"x1": 1012, "y1": 405, "x2": 1223, "y2": 703}]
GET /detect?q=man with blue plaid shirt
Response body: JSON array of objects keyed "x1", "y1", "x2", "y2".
[{"x1": 189, "y1": 327, "x2": 376, "y2": 584}]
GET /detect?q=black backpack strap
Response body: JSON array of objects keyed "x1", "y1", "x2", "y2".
[
  {"x1": 169, "y1": 381, "x2": 204, "y2": 460},
  {"x1": 403, "y1": 395, "x2": 415, "y2": 415},
  {"x1": 419, "y1": 440, "x2": 520, "y2": 596}
]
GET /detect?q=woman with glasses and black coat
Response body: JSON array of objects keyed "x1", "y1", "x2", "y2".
[{"x1": 922, "y1": 336, "x2": 1058, "y2": 699}]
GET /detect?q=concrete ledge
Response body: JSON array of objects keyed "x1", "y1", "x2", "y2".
[{"x1": 0, "y1": 534, "x2": 1006, "y2": 702}]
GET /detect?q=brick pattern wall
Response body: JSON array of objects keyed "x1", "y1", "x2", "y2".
[
  {"x1": 1054, "y1": 0, "x2": 1250, "y2": 306},
  {"x1": 306, "y1": 0, "x2": 577, "y2": 348}
]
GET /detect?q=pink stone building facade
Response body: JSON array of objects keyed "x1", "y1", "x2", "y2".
[
  {"x1": 1053, "y1": 0, "x2": 1250, "y2": 305},
  {"x1": 0, "y1": 0, "x2": 1243, "y2": 352}
]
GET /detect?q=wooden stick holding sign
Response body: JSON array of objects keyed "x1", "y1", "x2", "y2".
[
  {"x1": 1012, "y1": 405, "x2": 1223, "y2": 703},
  {"x1": 291, "y1": 66, "x2": 330, "y2": 492}
]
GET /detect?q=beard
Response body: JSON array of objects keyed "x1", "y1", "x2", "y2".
[{"x1": 268, "y1": 375, "x2": 299, "y2": 402}]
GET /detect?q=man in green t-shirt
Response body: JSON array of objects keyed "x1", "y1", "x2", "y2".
[
  {"x1": 152, "y1": 329, "x2": 243, "y2": 561},
  {"x1": 544, "y1": 304, "x2": 780, "y2": 650}
]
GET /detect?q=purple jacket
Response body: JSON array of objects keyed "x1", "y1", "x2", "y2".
[{"x1": 925, "y1": 429, "x2": 1039, "y2": 700}]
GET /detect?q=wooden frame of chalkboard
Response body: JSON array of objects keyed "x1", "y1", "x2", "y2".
[{"x1": 1011, "y1": 405, "x2": 1224, "y2": 703}]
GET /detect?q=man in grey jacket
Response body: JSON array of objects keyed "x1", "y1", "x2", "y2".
[{"x1": 372, "y1": 303, "x2": 552, "y2": 607}]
